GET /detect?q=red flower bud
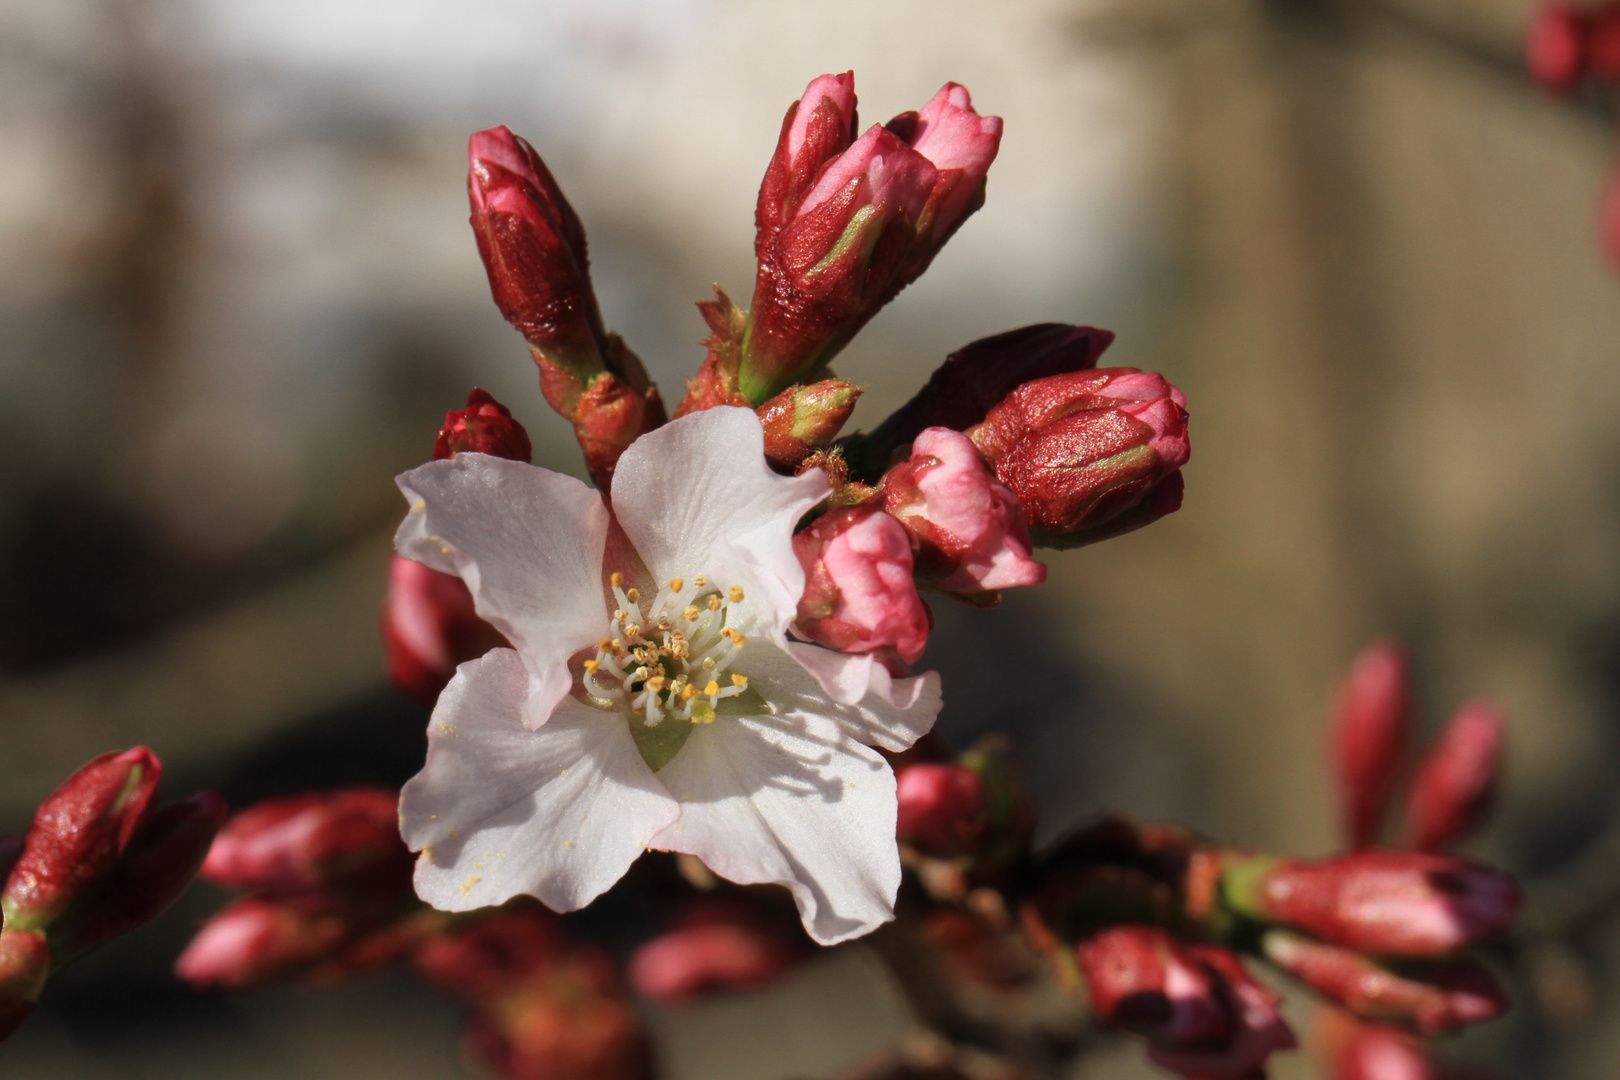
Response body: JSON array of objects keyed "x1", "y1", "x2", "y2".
[
  {"x1": 1402, "y1": 700, "x2": 1503, "y2": 854},
  {"x1": 0, "y1": 929, "x2": 49, "y2": 1042},
  {"x1": 1263, "y1": 931, "x2": 1506, "y2": 1034},
  {"x1": 1331, "y1": 1024, "x2": 1443, "y2": 1080},
  {"x1": 1331, "y1": 641, "x2": 1411, "y2": 849},
  {"x1": 853, "y1": 323, "x2": 1115, "y2": 477},
  {"x1": 48, "y1": 790, "x2": 227, "y2": 966},
  {"x1": 412, "y1": 904, "x2": 563, "y2": 1000},
  {"x1": 3, "y1": 748, "x2": 161, "y2": 932},
  {"x1": 383, "y1": 554, "x2": 508, "y2": 702},
  {"x1": 201, "y1": 787, "x2": 408, "y2": 898},
  {"x1": 463, "y1": 948, "x2": 651, "y2": 1080},
  {"x1": 1590, "y1": 6, "x2": 1620, "y2": 81},
  {"x1": 756, "y1": 379, "x2": 862, "y2": 471},
  {"x1": 469, "y1": 126, "x2": 605, "y2": 370},
  {"x1": 736, "y1": 75, "x2": 1001, "y2": 403},
  {"x1": 627, "y1": 905, "x2": 796, "y2": 1004},
  {"x1": 1526, "y1": 5, "x2": 1590, "y2": 94},
  {"x1": 881, "y1": 427, "x2": 1045, "y2": 595},
  {"x1": 1228, "y1": 850, "x2": 1520, "y2": 958},
  {"x1": 793, "y1": 505, "x2": 931, "y2": 664},
  {"x1": 1077, "y1": 927, "x2": 1295, "y2": 1079},
  {"x1": 895, "y1": 763, "x2": 985, "y2": 859},
  {"x1": 175, "y1": 896, "x2": 352, "y2": 989},
  {"x1": 966, "y1": 368, "x2": 1189, "y2": 545},
  {"x1": 434, "y1": 388, "x2": 533, "y2": 463}
]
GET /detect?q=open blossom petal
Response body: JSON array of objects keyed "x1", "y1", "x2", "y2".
[
  {"x1": 652, "y1": 709, "x2": 900, "y2": 945},
  {"x1": 611, "y1": 406, "x2": 828, "y2": 634},
  {"x1": 397, "y1": 455, "x2": 609, "y2": 727},
  {"x1": 781, "y1": 644, "x2": 941, "y2": 750},
  {"x1": 401, "y1": 650, "x2": 679, "y2": 913}
]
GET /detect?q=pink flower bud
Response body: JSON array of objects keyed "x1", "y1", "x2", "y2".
[
  {"x1": 1231, "y1": 850, "x2": 1521, "y2": 958},
  {"x1": 434, "y1": 388, "x2": 533, "y2": 463},
  {"x1": 793, "y1": 506, "x2": 931, "y2": 664},
  {"x1": 1263, "y1": 931, "x2": 1506, "y2": 1035},
  {"x1": 755, "y1": 379, "x2": 862, "y2": 470},
  {"x1": 1331, "y1": 641, "x2": 1412, "y2": 850},
  {"x1": 1331, "y1": 1024, "x2": 1442, "y2": 1080},
  {"x1": 175, "y1": 896, "x2": 350, "y2": 989},
  {"x1": 1402, "y1": 700, "x2": 1504, "y2": 853},
  {"x1": 412, "y1": 904, "x2": 563, "y2": 1000},
  {"x1": 468, "y1": 126, "x2": 604, "y2": 369},
  {"x1": 463, "y1": 948, "x2": 650, "y2": 1080},
  {"x1": 627, "y1": 903, "x2": 796, "y2": 1004},
  {"x1": 1526, "y1": 5, "x2": 1590, "y2": 94},
  {"x1": 1077, "y1": 927, "x2": 1295, "y2": 1079},
  {"x1": 201, "y1": 787, "x2": 408, "y2": 898},
  {"x1": 966, "y1": 368, "x2": 1189, "y2": 544},
  {"x1": 48, "y1": 790, "x2": 227, "y2": 966},
  {"x1": 3, "y1": 748, "x2": 161, "y2": 932},
  {"x1": 737, "y1": 76, "x2": 1001, "y2": 403},
  {"x1": 895, "y1": 763, "x2": 985, "y2": 859},
  {"x1": 853, "y1": 323, "x2": 1116, "y2": 475},
  {"x1": 0, "y1": 929, "x2": 49, "y2": 1042},
  {"x1": 383, "y1": 554, "x2": 508, "y2": 702},
  {"x1": 881, "y1": 427, "x2": 1045, "y2": 594}
]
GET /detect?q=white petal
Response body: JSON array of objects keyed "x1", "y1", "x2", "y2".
[
  {"x1": 400, "y1": 649, "x2": 680, "y2": 913},
  {"x1": 397, "y1": 454, "x2": 609, "y2": 728},
  {"x1": 651, "y1": 708, "x2": 901, "y2": 945},
  {"x1": 753, "y1": 643, "x2": 942, "y2": 753},
  {"x1": 610, "y1": 407, "x2": 828, "y2": 632}
]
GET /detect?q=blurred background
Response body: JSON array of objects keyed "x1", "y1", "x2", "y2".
[{"x1": 2, "y1": 0, "x2": 1617, "y2": 1075}]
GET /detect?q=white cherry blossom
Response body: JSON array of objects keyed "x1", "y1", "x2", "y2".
[{"x1": 394, "y1": 406, "x2": 941, "y2": 944}]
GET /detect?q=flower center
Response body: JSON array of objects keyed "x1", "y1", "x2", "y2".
[{"x1": 580, "y1": 571, "x2": 755, "y2": 729}]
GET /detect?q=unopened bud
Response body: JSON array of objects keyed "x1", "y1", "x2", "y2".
[
  {"x1": 1331, "y1": 641, "x2": 1411, "y2": 850},
  {"x1": 756, "y1": 380, "x2": 862, "y2": 470},
  {"x1": 201, "y1": 787, "x2": 408, "y2": 898},
  {"x1": 468, "y1": 126, "x2": 605, "y2": 372},
  {"x1": 570, "y1": 363, "x2": 669, "y2": 490},
  {"x1": 463, "y1": 947, "x2": 651, "y2": 1080},
  {"x1": 966, "y1": 368, "x2": 1189, "y2": 546},
  {"x1": 175, "y1": 896, "x2": 350, "y2": 989},
  {"x1": 627, "y1": 902, "x2": 796, "y2": 1004},
  {"x1": 1225, "y1": 850, "x2": 1520, "y2": 958},
  {"x1": 412, "y1": 903, "x2": 563, "y2": 1000},
  {"x1": 383, "y1": 554, "x2": 507, "y2": 702},
  {"x1": 49, "y1": 790, "x2": 227, "y2": 966},
  {"x1": 434, "y1": 388, "x2": 533, "y2": 462},
  {"x1": 881, "y1": 427, "x2": 1045, "y2": 595},
  {"x1": 0, "y1": 929, "x2": 48, "y2": 1042},
  {"x1": 895, "y1": 763, "x2": 985, "y2": 859},
  {"x1": 852, "y1": 323, "x2": 1115, "y2": 476},
  {"x1": 1331, "y1": 1023, "x2": 1442, "y2": 1080},
  {"x1": 1402, "y1": 700, "x2": 1503, "y2": 853},
  {"x1": 793, "y1": 506, "x2": 931, "y2": 664},
  {"x1": 1527, "y1": 5, "x2": 1590, "y2": 94},
  {"x1": 1263, "y1": 930, "x2": 1506, "y2": 1034},
  {"x1": 3, "y1": 748, "x2": 161, "y2": 932}
]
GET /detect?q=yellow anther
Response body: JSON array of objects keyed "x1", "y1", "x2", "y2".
[
  {"x1": 583, "y1": 659, "x2": 600, "y2": 673},
  {"x1": 598, "y1": 638, "x2": 614, "y2": 653},
  {"x1": 613, "y1": 609, "x2": 627, "y2": 623},
  {"x1": 704, "y1": 680, "x2": 721, "y2": 696},
  {"x1": 684, "y1": 606, "x2": 700, "y2": 621},
  {"x1": 611, "y1": 572, "x2": 624, "y2": 588},
  {"x1": 702, "y1": 657, "x2": 716, "y2": 670},
  {"x1": 680, "y1": 683, "x2": 698, "y2": 701},
  {"x1": 694, "y1": 575, "x2": 706, "y2": 587},
  {"x1": 611, "y1": 639, "x2": 624, "y2": 652},
  {"x1": 707, "y1": 596, "x2": 722, "y2": 611},
  {"x1": 624, "y1": 625, "x2": 641, "y2": 639},
  {"x1": 731, "y1": 674, "x2": 748, "y2": 688},
  {"x1": 729, "y1": 585, "x2": 745, "y2": 602},
  {"x1": 668, "y1": 578, "x2": 684, "y2": 593},
  {"x1": 657, "y1": 616, "x2": 672, "y2": 631},
  {"x1": 645, "y1": 676, "x2": 667, "y2": 692},
  {"x1": 626, "y1": 588, "x2": 640, "y2": 603}
]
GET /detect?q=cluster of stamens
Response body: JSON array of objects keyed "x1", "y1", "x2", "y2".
[{"x1": 581, "y1": 572, "x2": 752, "y2": 726}]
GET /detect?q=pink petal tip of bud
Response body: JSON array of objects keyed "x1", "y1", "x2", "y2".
[
  {"x1": 1403, "y1": 700, "x2": 1504, "y2": 854},
  {"x1": 793, "y1": 506, "x2": 931, "y2": 664},
  {"x1": 383, "y1": 555, "x2": 506, "y2": 703}
]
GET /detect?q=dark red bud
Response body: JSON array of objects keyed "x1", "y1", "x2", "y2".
[
  {"x1": 756, "y1": 380, "x2": 861, "y2": 470},
  {"x1": 1402, "y1": 700, "x2": 1503, "y2": 853},
  {"x1": 1264, "y1": 931, "x2": 1507, "y2": 1035},
  {"x1": 895, "y1": 763, "x2": 985, "y2": 859},
  {"x1": 1331, "y1": 1024, "x2": 1443, "y2": 1080},
  {"x1": 1526, "y1": 5, "x2": 1590, "y2": 94},
  {"x1": 201, "y1": 787, "x2": 408, "y2": 898},
  {"x1": 383, "y1": 554, "x2": 507, "y2": 702},
  {"x1": 411, "y1": 904, "x2": 564, "y2": 1000},
  {"x1": 627, "y1": 920, "x2": 795, "y2": 1004},
  {"x1": 434, "y1": 388, "x2": 533, "y2": 462},
  {"x1": 3, "y1": 748, "x2": 162, "y2": 932},
  {"x1": 1331, "y1": 641, "x2": 1411, "y2": 849},
  {"x1": 175, "y1": 896, "x2": 351, "y2": 989},
  {"x1": 1077, "y1": 925, "x2": 1230, "y2": 1047}
]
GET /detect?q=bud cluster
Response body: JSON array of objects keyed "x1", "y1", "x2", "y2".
[{"x1": 0, "y1": 748, "x2": 224, "y2": 1042}]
